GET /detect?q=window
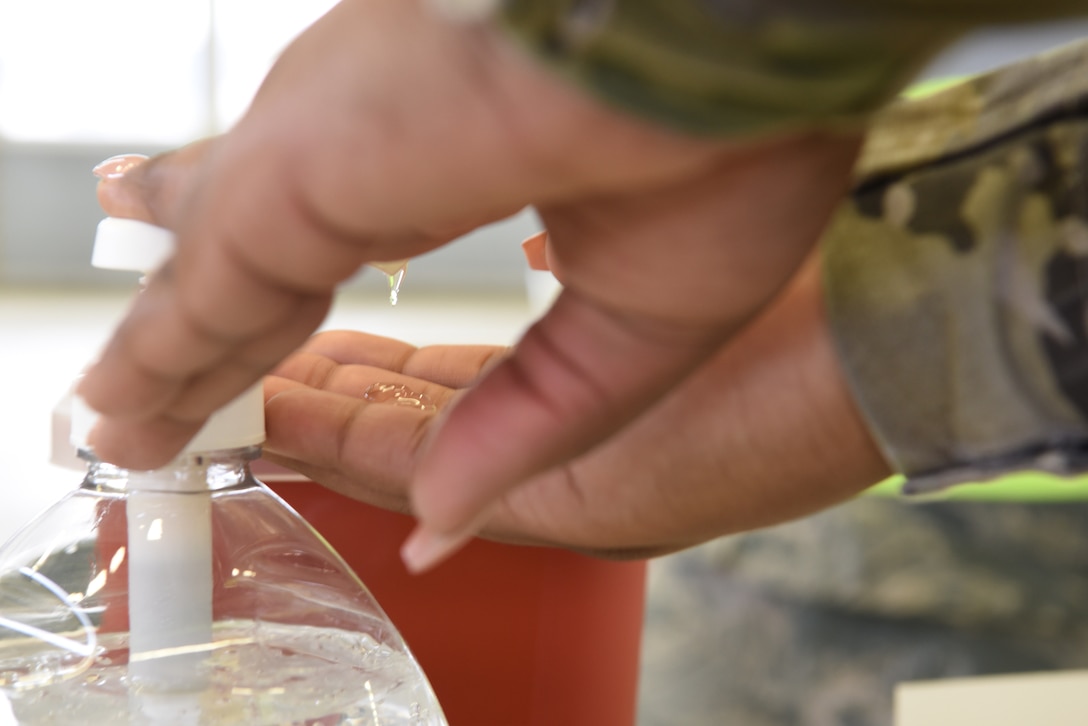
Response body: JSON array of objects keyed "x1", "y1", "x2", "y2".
[
  {"x1": 211, "y1": 0, "x2": 339, "y2": 130},
  {"x1": 3, "y1": 6, "x2": 1083, "y2": 288},
  {"x1": 0, "y1": 0, "x2": 336, "y2": 143},
  {"x1": 0, "y1": 0, "x2": 534, "y2": 289}
]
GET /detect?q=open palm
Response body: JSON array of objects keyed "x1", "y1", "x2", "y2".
[{"x1": 263, "y1": 257, "x2": 888, "y2": 558}]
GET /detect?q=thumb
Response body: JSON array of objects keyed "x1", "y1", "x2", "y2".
[
  {"x1": 403, "y1": 289, "x2": 720, "y2": 570},
  {"x1": 400, "y1": 130, "x2": 862, "y2": 572},
  {"x1": 94, "y1": 140, "x2": 218, "y2": 227}
]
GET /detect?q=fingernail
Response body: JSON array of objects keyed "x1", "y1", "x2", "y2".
[
  {"x1": 521, "y1": 231, "x2": 550, "y2": 271},
  {"x1": 401, "y1": 526, "x2": 471, "y2": 574},
  {"x1": 93, "y1": 153, "x2": 149, "y2": 180}
]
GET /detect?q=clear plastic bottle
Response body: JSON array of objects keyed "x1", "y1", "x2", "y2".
[
  {"x1": 0, "y1": 218, "x2": 447, "y2": 725},
  {"x1": 0, "y1": 447, "x2": 446, "y2": 725}
]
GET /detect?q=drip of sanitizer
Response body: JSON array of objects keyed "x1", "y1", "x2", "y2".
[
  {"x1": 369, "y1": 260, "x2": 409, "y2": 306},
  {"x1": 0, "y1": 218, "x2": 447, "y2": 725}
]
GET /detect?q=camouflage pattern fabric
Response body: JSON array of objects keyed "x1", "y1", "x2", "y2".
[
  {"x1": 495, "y1": 5, "x2": 1088, "y2": 723},
  {"x1": 498, "y1": 0, "x2": 1088, "y2": 137},
  {"x1": 637, "y1": 42, "x2": 1088, "y2": 726},
  {"x1": 824, "y1": 40, "x2": 1088, "y2": 495},
  {"x1": 496, "y1": 5, "x2": 1088, "y2": 490},
  {"x1": 639, "y1": 498, "x2": 1088, "y2": 726}
]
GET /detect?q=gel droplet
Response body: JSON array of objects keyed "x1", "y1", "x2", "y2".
[
  {"x1": 367, "y1": 260, "x2": 409, "y2": 306},
  {"x1": 362, "y1": 383, "x2": 436, "y2": 413},
  {"x1": 387, "y1": 268, "x2": 406, "y2": 306}
]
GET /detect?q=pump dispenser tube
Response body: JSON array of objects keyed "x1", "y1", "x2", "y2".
[
  {"x1": 74, "y1": 219, "x2": 260, "y2": 717},
  {"x1": 126, "y1": 470, "x2": 213, "y2": 690}
]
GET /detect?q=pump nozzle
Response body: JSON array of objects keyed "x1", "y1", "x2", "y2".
[
  {"x1": 75, "y1": 217, "x2": 264, "y2": 705},
  {"x1": 70, "y1": 218, "x2": 265, "y2": 455}
]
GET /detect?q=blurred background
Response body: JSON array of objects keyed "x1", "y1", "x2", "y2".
[
  {"x1": 0, "y1": 0, "x2": 538, "y2": 293},
  {"x1": 4, "y1": 4, "x2": 1088, "y2": 725},
  {"x1": 2, "y1": 3, "x2": 1088, "y2": 292}
]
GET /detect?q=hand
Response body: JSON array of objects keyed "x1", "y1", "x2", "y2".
[
  {"x1": 80, "y1": 0, "x2": 861, "y2": 570},
  {"x1": 262, "y1": 254, "x2": 889, "y2": 559}
]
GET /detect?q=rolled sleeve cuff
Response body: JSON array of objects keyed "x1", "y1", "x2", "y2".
[{"x1": 823, "y1": 41, "x2": 1088, "y2": 496}]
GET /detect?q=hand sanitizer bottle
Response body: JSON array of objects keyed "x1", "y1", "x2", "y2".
[{"x1": 0, "y1": 218, "x2": 447, "y2": 725}]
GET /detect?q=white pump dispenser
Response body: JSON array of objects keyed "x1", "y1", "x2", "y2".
[
  {"x1": 70, "y1": 217, "x2": 265, "y2": 455},
  {"x1": 0, "y1": 218, "x2": 447, "y2": 724},
  {"x1": 77, "y1": 218, "x2": 252, "y2": 710}
]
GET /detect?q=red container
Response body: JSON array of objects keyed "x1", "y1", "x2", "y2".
[{"x1": 269, "y1": 479, "x2": 647, "y2": 726}]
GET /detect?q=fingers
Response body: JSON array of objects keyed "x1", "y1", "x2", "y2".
[
  {"x1": 521, "y1": 231, "x2": 550, "y2": 272},
  {"x1": 561, "y1": 256, "x2": 890, "y2": 547},
  {"x1": 263, "y1": 253, "x2": 888, "y2": 560},
  {"x1": 69, "y1": 0, "x2": 866, "y2": 584},
  {"x1": 262, "y1": 448, "x2": 415, "y2": 516},
  {"x1": 264, "y1": 382, "x2": 433, "y2": 488},
  {"x1": 264, "y1": 333, "x2": 505, "y2": 470},
  {"x1": 497, "y1": 255, "x2": 888, "y2": 557},
  {"x1": 95, "y1": 140, "x2": 218, "y2": 227},
  {"x1": 263, "y1": 361, "x2": 573, "y2": 549},
  {"x1": 262, "y1": 344, "x2": 464, "y2": 506},
  {"x1": 262, "y1": 333, "x2": 510, "y2": 515},
  {"x1": 84, "y1": 141, "x2": 339, "y2": 468},
  {"x1": 282, "y1": 330, "x2": 507, "y2": 388},
  {"x1": 403, "y1": 131, "x2": 863, "y2": 571},
  {"x1": 269, "y1": 352, "x2": 456, "y2": 413},
  {"x1": 403, "y1": 290, "x2": 719, "y2": 569},
  {"x1": 79, "y1": 274, "x2": 333, "y2": 468},
  {"x1": 74, "y1": 0, "x2": 738, "y2": 469}
]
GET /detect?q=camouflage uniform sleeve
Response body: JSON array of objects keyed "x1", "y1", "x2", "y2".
[
  {"x1": 495, "y1": 0, "x2": 1088, "y2": 136},
  {"x1": 823, "y1": 41, "x2": 1088, "y2": 495}
]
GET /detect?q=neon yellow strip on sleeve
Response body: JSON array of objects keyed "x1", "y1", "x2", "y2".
[{"x1": 861, "y1": 75, "x2": 1088, "y2": 501}]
